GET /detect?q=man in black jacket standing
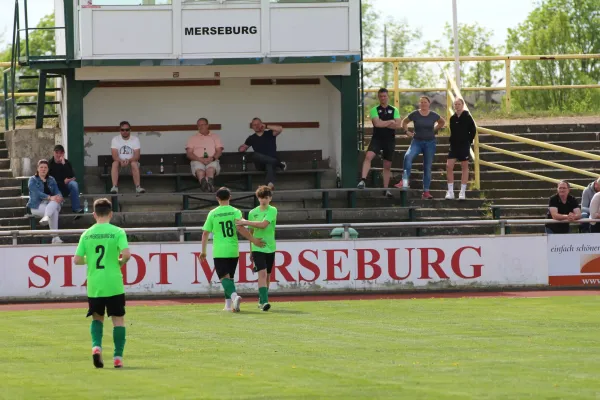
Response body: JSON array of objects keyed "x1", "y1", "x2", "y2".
[{"x1": 49, "y1": 145, "x2": 84, "y2": 214}]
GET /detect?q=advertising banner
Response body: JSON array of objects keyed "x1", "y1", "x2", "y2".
[
  {"x1": 0, "y1": 237, "x2": 547, "y2": 299},
  {"x1": 547, "y1": 233, "x2": 600, "y2": 286}
]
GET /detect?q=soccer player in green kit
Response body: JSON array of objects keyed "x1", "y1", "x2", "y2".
[
  {"x1": 74, "y1": 198, "x2": 131, "y2": 369},
  {"x1": 236, "y1": 185, "x2": 277, "y2": 311},
  {"x1": 200, "y1": 187, "x2": 264, "y2": 312}
]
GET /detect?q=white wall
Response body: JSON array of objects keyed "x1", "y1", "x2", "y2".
[
  {"x1": 54, "y1": 0, "x2": 66, "y2": 57},
  {"x1": 78, "y1": 0, "x2": 360, "y2": 60},
  {"x1": 83, "y1": 77, "x2": 340, "y2": 167}
]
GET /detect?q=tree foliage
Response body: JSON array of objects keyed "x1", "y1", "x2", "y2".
[{"x1": 506, "y1": 0, "x2": 600, "y2": 111}]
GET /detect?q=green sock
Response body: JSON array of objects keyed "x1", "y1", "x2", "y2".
[
  {"x1": 113, "y1": 326, "x2": 126, "y2": 358},
  {"x1": 91, "y1": 320, "x2": 103, "y2": 348},
  {"x1": 221, "y1": 278, "x2": 236, "y2": 298},
  {"x1": 259, "y1": 287, "x2": 268, "y2": 304}
]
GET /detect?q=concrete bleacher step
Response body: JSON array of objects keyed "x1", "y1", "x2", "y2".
[
  {"x1": 488, "y1": 198, "x2": 550, "y2": 206},
  {"x1": 392, "y1": 140, "x2": 600, "y2": 153},
  {"x1": 0, "y1": 207, "x2": 28, "y2": 218},
  {"x1": 0, "y1": 196, "x2": 26, "y2": 208},
  {"x1": 0, "y1": 159, "x2": 10, "y2": 170},
  {"x1": 480, "y1": 179, "x2": 592, "y2": 190},
  {"x1": 0, "y1": 216, "x2": 31, "y2": 227},
  {"x1": 0, "y1": 169, "x2": 13, "y2": 178},
  {"x1": 480, "y1": 170, "x2": 600, "y2": 181},
  {"x1": 415, "y1": 208, "x2": 488, "y2": 218}
]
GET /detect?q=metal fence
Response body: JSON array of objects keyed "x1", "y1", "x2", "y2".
[{"x1": 1, "y1": 218, "x2": 598, "y2": 245}]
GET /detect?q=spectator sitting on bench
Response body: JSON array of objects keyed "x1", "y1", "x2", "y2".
[
  {"x1": 238, "y1": 118, "x2": 286, "y2": 190},
  {"x1": 186, "y1": 117, "x2": 223, "y2": 192},
  {"x1": 27, "y1": 159, "x2": 64, "y2": 244},
  {"x1": 110, "y1": 121, "x2": 145, "y2": 194},
  {"x1": 48, "y1": 144, "x2": 83, "y2": 216}
]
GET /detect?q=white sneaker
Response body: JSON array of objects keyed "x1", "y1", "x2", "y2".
[
  {"x1": 39, "y1": 216, "x2": 50, "y2": 225},
  {"x1": 136, "y1": 186, "x2": 146, "y2": 194},
  {"x1": 110, "y1": 186, "x2": 118, "y2": 194},
  {"x1": 445, "y1": 191, "x2": 455, "y2": 200},
  {"x1": 52, "y1": 237, "x2": 63, "y2": 244},
  {"x1": 223, "y1": 307, "x2": 232, "y2": 312},
  {"x1": 233, "y1": 296, "x2": 242, "y2": 312},
  {"x1": 261, "y1": 303, "x2": 271, "y2": 312},
  {"x1": 459, "y1": 191, "x2": 466, "y2": 200}
]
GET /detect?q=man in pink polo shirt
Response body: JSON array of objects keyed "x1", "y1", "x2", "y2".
[{"x1": 185, "y1": 118, "x2": 224, "y2": 192}]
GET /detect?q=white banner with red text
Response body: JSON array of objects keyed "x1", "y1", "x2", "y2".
[
  {"x1": 0, "y1": 237, "x2": 548, "y2": 299},
  {"x1": 548, "y1": 233, "x2": 600, "y2": 286}
]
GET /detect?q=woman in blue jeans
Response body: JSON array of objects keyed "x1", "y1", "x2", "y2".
[{"x1": 394, "y1": 96, "x2": 445, "y2": 199}]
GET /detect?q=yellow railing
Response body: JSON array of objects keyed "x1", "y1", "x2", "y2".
[
  {"x1": 363, "y1": 54, "x2": 600, "y2": 114},
  {"x1": 444, "y1": 72, "x2": 599, "y2": 191}
]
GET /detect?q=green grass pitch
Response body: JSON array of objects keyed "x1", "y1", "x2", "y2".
[{"x1": 1, "y1": 296, "x2": 599, "y2": 400}]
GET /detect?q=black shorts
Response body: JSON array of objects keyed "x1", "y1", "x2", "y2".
[
  {"x1": 87, "y1": 294, "x2": 126, "y2": 318},
  {"x1": 448, "y1": 143, "x2": 471, "y2": 161},
  {"x1": 367, "y1": 135, "x2": 395, "y2": 162},
  {"x1": 252, "y1": 251, "x2": 275, "y2": 274},
  {"x1": 214, "y1": 257, "x2": 239, "y2": 279}
]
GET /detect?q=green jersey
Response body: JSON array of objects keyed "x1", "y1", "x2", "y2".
[
  {"x1": 203, "y1": 205, "x2": 243, "y2": 258},
  {"x1": 75, "y1": 223, "x2": 129, "y2": 298},
  {"x1": 248, "y1": 205, "x2": 277, "y2": 253}
]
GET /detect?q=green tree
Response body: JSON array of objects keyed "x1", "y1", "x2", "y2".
[
  {"x1": 424, "y1": 22, "x2": 502, "y2": 103},
  {"x1": 506, "y1": 0, "x2": 600, "y2": 111},
  {"x1": 1, "y1": 13, "x2": 56, "y2": 120}
]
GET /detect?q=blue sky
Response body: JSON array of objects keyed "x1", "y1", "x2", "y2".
[{"x1": 0, "y1": 0, "x2": 536, "y2": 50}]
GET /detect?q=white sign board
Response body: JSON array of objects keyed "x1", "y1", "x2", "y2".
[
  {"x1": 0, "y1": 237, "x2": 547, "y2": 300},
  {"x1": 547, "y1": 233, "x2": 600, "y2": 286},
  {"x1": 181, "y1": 9, "x2": 261, "y2": 55}
]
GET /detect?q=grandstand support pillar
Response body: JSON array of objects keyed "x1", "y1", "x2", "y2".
[
  {"x1": 65, "y1": 70, "x2": 85, "y2": 190},
  {"x1": 339, "y1": 63, "x2": 359, "y2": 188}
]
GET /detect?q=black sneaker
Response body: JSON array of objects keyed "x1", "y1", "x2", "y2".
[
  {"x1": 73, "y1": 209, "x2": 84, "y2": 221},
  {"x1": 279, "y1": 161, "x2": 287, "y2": 171}
]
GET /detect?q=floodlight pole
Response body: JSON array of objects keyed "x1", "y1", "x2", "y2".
[{"x1": 452, "y1": 0, "x2": 461, "y2": 89}]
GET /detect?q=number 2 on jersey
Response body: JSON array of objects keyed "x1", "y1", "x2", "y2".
[
  {"x1": 219, "y1": 220, "x2": 235, "y2": 237},
  {"x1": 95, "y1": 245, "x2": 105, "y2": 269}
]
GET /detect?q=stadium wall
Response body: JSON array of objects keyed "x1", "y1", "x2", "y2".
[
  {"x1": 1, "y1": 236, "x2": 556, "y2": 300},
  {"x1": 82, "y1": 77, "x2": 341, "y2": 168}
]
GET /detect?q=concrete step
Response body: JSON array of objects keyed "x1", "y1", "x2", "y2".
[
  {"x1": 494, "y1": 207, "x2": 548, "y2": 218},
  {"x1": 0, "y1": 187, "x2": 21, "y2": 197},
  {"x1": 415, "y1": 207, "x2": 488, "y2": 218},
  {"x1": 0, "y1": 149, "x2": 8, "y2": 159},
  {"x1": 480, "y1": 188, "x2": 564, "y2": 199},
  {"x1": 364, "y1": 124, "x2": 600, "y2": 136},
  {"x1": 479, "y1": 170, "x2": 600, "y2": 181},
  {"x1": 0, "y1": 169, "x2": 13, "y2": 178},
  {"x1": 0, "y1": 159, "x2": 10, "y2": 170},
  {"x1": 0, "y1": 216, "x2": 30, "y2": 227},
  {"x1": 390, "y1": 140, "x2": 600, "y2": 153},
  {"x1": 480, "y1": 178, "x2": 592, "y2": 190},
  {"x1": 479, "y1": 159, "x2": 599, "y2": 171},
  {"x1": 0, "y1": 207, "x2": 27, "y2": 218},
  {"x1": 364, "y1": 131, "x2": 600, "y2": 145},
  {"x1": 488, "y1": 198, "x2": 550, "y2": 205},
  {"x1": 0, "y1": 178, "x2": 22, "y2": 188},
  {"x1": 479, "y1": 150, "x2": 600, "y2": 163},
  {"x1": 0, "y1": 196, "x2": 27, "y2": 208},
  {"x1": 0, "y1": 140, "x2": 7, "y2": 150}
]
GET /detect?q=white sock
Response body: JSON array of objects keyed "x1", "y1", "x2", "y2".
[
  {"x1": 231, "y1": 292, "x2": 239, "y2": 301},
  {"x1": 448, "y1": 183, "x2": 454, "y2": 192},
  {"x1": 225, "y1": 299, "x2": 232, "y2": 308},
  {"x1": 461, "y1": 184, "x2": 467, "y2": 192}
]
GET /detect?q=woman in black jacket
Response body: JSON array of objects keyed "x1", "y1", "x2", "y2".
[{"x1": 445, "y1": 98, "x2": 476, "y2": 200}]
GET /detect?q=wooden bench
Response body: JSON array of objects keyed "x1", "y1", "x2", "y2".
[{"x1": 98, "y1": 150, "x2": 329, "y2": 192}]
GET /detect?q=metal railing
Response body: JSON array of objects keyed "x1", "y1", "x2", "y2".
[
  {"x1": 362, "y1": 54, "x2": 600, "y2": 114},
  {"x1": 0, "y1": 218, "x2": 597, "y2": 245},
  {"x1": 444, "y1": 71, "x2": 600, "y2": 191}
]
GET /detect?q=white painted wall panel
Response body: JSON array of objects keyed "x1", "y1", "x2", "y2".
[
  {"x1": 270, "y1": 7, "x2": 348, "y2": 52},
  {"x1": 83, "y1": 78, "x2": 338, "y2": 167},
  {"x1": 92, "y1": 10, "x2": 173, "y2": 56},
  {"x1": 181, "y1": 9, "x2": 261, "y2": 55}
]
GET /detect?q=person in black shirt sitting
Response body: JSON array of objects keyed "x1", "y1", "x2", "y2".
[
  {"x1": 238, "y1": 118, "x2": 287, "y2": 190},
  {"x1": 48, "y1": 145, "x2": 84, "y2": 215},
  {"x1": 546, "y1": 180, "x2": 581, "y2": 234}
]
